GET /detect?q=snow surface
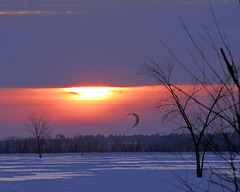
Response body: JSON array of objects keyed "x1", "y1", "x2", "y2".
[{"x1": 0, "y1": 152, "x2": 238, "y2": 192}]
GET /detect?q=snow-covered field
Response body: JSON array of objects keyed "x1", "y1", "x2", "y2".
[{"x1": 0, "y1": 152, "x2": 238, "y2": 192}]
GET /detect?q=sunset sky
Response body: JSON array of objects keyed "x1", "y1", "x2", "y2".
[
  {"x1": 0, "y1": 0, "x2": 239, "y2": 138},
  {"x1": 0, "y1": 86, "x2": 169, "y2": 138}
]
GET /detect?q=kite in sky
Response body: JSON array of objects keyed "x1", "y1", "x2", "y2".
[{"x1": 126, "y1": 113, "x2": 139, "y2": 127}]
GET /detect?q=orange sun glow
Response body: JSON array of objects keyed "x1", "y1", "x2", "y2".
[{"x1": 67, "y1": 87, "x2": 116, "y2": 100}]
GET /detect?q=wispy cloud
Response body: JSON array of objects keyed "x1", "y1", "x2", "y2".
[
  {"x1": 182, "y1": 0, "x2": 208, "y2": 5},
  {"x1": 182, "y1": 0, "x2": 235, "y2": 5},
  {"x1": 68, "y1": 92, "x2": 80, "y2": 95},
  {"x1": 179, "y1": 29, "x2": 240, "y2": 35},
  {"x1": 0, "y1": 10, "x2": 83, "y2": 15}
]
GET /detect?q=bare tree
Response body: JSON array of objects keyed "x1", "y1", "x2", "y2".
[
  {"x1": 220, "y1": 48, "x2": 240, "y2": 137},
  {"x1": 142, "y1": 59, "x2": 226, "y2": 178},
  {"x1": 141, "y1": 1, "x2": 240, "y2": 179},
  {"x1": 26, "y1": 112, "x2": 52, "y2": 158}
]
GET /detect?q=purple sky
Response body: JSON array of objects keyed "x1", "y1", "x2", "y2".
[
  {"x1": 0, "y1": 0, "x2": 239, "y2": 88},
  {"x1": 0, "y1": 0, "x2": 239, "y2": 138}
]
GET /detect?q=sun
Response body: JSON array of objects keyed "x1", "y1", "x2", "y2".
[{"x1": 68, "y1": 87, "x2": 115, "y2": 100}]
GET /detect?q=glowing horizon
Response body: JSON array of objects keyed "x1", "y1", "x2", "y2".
[
  {"x1": 0, "y1": 84, "x2": 223, "y2": 139},
  {"x1": 0, "y1": 86, "x2": 164, "y2": 138}
]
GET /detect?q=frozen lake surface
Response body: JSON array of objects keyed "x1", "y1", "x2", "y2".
[{"x1": 0, "y1": 152, "x2": 239, "y2": 192}]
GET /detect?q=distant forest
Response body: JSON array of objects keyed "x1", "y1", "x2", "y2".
[{"x1": 0, "y1": 133, "x2": 239, "y2": 154}]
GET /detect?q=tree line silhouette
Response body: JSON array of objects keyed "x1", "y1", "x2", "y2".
[{"x1": 0, "y1": 132, "x2": 238, "y2": 154}]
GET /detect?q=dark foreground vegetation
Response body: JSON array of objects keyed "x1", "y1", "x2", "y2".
[{"x1": 0, "y1": 132, "x2": 239, "y2": 154}]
